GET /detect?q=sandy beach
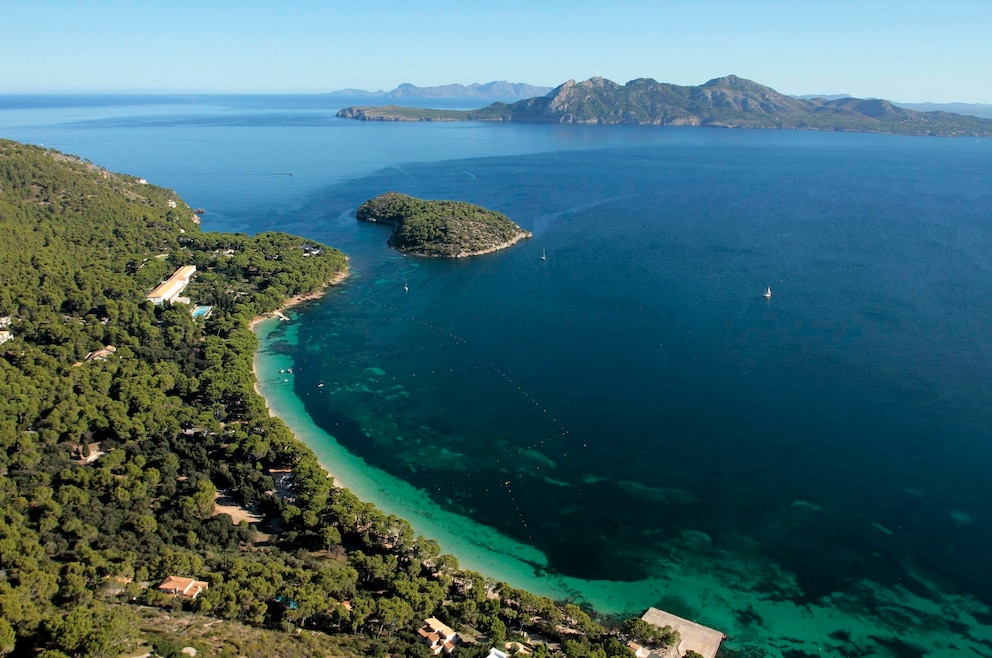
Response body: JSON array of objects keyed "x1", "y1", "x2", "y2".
[{"x1": 250, "y1": 266, "x2": 353, "y2": 489}]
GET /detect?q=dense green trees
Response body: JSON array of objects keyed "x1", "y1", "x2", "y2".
[
  {"x1": 621, "y1": 617, "x2": 679, "y2": 649},
  {"x1": 0, "y1": 140, "x2": 351, "y2": 654}
]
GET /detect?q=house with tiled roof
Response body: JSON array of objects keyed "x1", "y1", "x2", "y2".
[
  {"x1": 418, "y1": 617, "x2": 459, "y2": 655},
  {"x1": 157, "y1": 575, "x2": 208, "y2": 600},
  {"x1": 84, "y1": 345, "x2": 116, "y2": 362}
]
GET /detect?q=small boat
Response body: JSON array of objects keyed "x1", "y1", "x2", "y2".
[
  {"x1": 403, "y1": 281, "x2": 409, "y2": 292},
  {"x1": 541, "y1": 248, "x2": 547, "y2": 261},
  {"x1": 763, "y1": 287, "x2": 772, "y2": 298}
]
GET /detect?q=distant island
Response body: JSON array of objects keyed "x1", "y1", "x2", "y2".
[
  {"x1": 356, "y1": 192, "x2": 531, "y2": 257},
  {"x1": 337, "y1": 74, "x2": 992, "y2": 136},
  {"x1": 328, "y1": 80, "x2": 552, "y2": 100}
]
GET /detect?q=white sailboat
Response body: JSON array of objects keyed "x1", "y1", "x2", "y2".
[
  {"x1": 763, "y1": 286, "x2": 772, "y2": 298},
  {"x1": 541, "y1": 248, "x2": 546, "y2": 261}
]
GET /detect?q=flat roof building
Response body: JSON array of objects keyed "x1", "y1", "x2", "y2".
[{"x1": 147, "y1": 265, "x2": 196, "y2": 305}]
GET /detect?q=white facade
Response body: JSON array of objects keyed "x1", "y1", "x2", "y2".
[{"x1": 147, "y1": 265, "x2": 197, "y2": 305}]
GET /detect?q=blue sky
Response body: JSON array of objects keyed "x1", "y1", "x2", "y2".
[{"x1": 2, "y1": 0, "x2": 990, "y2": 102}]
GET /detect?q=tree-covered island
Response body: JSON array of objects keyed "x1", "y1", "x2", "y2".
[
  {"x1": 356, "y1": 192, "x2": 532, "y2": 258},
  {"x1": 0, "y1": 140, "x2": 696, "y2": 657}
]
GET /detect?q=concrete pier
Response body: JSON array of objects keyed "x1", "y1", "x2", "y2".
[{"x1": 641, "y1": 607, "x2": 725, "y2": 658}]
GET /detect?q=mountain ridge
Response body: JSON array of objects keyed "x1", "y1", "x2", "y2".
[
  {"x1": 336, "y1": 75, "x2": 992, "y2": 136},
  {"x1": 328, "y1": 80, "x2": 553, "y2": 100}
]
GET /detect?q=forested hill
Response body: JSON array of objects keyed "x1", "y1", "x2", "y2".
[
  {"x1": 0, "y1": 140, "x2": 654, "y2": 657},
  {"x1": 0, "y1": 138, "x2": 350, "y2": 654},
  {"x1": 337, "y1": 75, "x2": 992, "y2": 137}
]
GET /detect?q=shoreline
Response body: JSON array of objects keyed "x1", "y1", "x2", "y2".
[
  {"x1": 243, "y1": 265, "x2": 984, "y2": 656},
  {"x1": 245, "y1": 265, "x2": 612, "y2": 609},
  {"x1": 248, "y1": 267, "x2": 350, "y2": 330},
  {"x1": 250, "y1": 266, "x2": 351, "y2": 488},
  {"x1": 249, "y1": 310, "x2": 704, "y2": 623},
  {"x1": 401, "y1": 229, "x2": 533, "y2": 259},
  {"x1": 245, "y1": 291, "x2": 672, "y2": 621},
  {"x1": 246, "y1": 277, "x2": 573, "y2": 599}
]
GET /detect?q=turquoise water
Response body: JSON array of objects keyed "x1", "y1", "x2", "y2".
[{"x1": 4, "y1": 96, "x2": 992, "y2": 657}]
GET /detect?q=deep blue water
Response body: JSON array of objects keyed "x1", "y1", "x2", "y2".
[
  {"x1": 301, "y1": 139, "x2": 992, "y2": 577},
  {"x1": 3, "y1": 95, "x2": 992, "y2": 656}
]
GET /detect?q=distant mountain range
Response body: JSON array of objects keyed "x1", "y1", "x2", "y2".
[
  {"x1": 795, "y1": 95, "x2": 992, "y2": 120},
  {"x1": 336, "y1": 75, "x2": 992, "y2": 137},
  {"x1": 328, "y1": 81, "x2": 553, "y2": 100},
  {"x1": 891, "y1": 101, "x2": 992, "y2": 119}
]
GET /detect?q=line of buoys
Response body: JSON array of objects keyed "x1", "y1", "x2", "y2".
[
  {"x1": 501, "y1": 478, "x2": 532, "y2": 539},
  {"x1": 309, "y1": 298, "x2": 577, "y2": 538},
  {"x1": 488, "y1": 364, "x2": 571, "y2": 441}
]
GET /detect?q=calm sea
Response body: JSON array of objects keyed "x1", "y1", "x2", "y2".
[{"x1": 3, "y1": 95, "x2": 991, "y2": 657}]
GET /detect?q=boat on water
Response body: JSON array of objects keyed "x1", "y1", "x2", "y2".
[
  {"x1": 403, "y1": 281, "x2": 409, "y2": 292},
  {"x1": 541, "y1": 248, "x2": 547, "y2": 261},
  {"x1": 764, "y1": 287, "x2": 772, "y2": 298}
]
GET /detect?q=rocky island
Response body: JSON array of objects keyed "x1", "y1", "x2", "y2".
[{"x1": 356, "y1": 192, "x2": 531, "y2": 257}]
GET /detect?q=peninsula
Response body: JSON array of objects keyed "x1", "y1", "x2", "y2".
[
  {"x1": 337, "y1": 74, "x2": 992, "y2": 137},
  {"x1": 356, "y1": 191, "x2": 531, "y2": 257}
]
